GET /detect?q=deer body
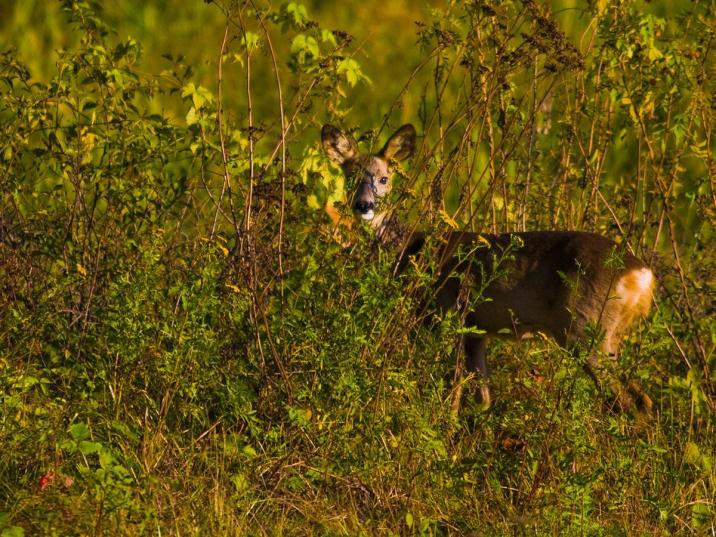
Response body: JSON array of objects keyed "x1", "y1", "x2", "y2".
[{"x1": 321, "y1": 124, "x2": 655, "y2": 411}]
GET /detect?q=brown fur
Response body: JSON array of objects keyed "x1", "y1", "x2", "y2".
[
  {"x1": 411, "y1": 231, "x2": 653, "y2": 346},
  {"x1": 400, "y1": 230, "x2": 655, "y2": 412}
]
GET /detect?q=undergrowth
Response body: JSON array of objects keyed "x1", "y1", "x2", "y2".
[{"x1": 1, "y1": 0, "x2": 714, "y2": 535}]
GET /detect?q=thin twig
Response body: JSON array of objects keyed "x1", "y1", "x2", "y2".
[{"x1": 212, "y1": 21, "x2": 241, "y2": 241}]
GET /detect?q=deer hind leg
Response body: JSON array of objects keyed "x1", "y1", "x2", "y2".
[
  {"x1": 566, "y1": 339, "x2": 635, "y2": 413},
  {"x1": 595, "y1": 325, "x2": 641, "y2": 412},
  {"x1": 594, "y1": 269, "x2": 655, "y2": 413},
  {"x1": 561, "y1": 316, "x2": 638, "y2": 413},
  {"x1": 600, "y1": 319, "x2": 653, "y2": 414},
  {"x1": 581, "y1": 299, "x2": 653, "y2": 412},
  {"x1": 614, "y1": 268, "x2": 654, "y2": 412},
  {"x1": 450, "y1": 335, "x2": 490, "y2": 415}
]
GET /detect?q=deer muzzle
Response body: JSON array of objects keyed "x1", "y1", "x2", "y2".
[{"x1": 353, "y1": 178, "x2": 376, "y2": 220}]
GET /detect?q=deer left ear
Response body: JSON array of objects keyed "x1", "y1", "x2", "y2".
[
  {"x1": 322, "y1": 124, "x2": 359, "y2": 165},
  {"x1": 380, "y1": 124, "x2": 416, "y2": 161}
]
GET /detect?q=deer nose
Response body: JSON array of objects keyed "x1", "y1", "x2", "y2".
[{"x1": 354, "y1": 200, "x2": 375, "y2": 214}]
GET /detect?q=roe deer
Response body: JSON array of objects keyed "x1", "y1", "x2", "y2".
[{"x1": 321, "y1": 123, "x2": 655, "y2": 412}]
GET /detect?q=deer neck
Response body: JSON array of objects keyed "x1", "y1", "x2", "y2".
[
  {"x1": 372, "y1": 211, "x2": 415, "y2": 251},
  {"x1": 370, "y1": 211, "x2": 427, "y2": 278}
]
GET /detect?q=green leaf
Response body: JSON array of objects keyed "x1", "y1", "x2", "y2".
[
  {"x1": 684, "y1": 441, "x2": 713, "y2": 473},
  {"x1": 79, "y1": 440, "x2": 103, "y2": 455},
  {"x1": 336, "y1": 58, "x2": 367, "y2": 87},
  {"x1": 241, "y1": 32, "x2": 259, "y2": 52},
  {"x1": 647, "y1": 46, "x2": 663, "y2": 61},
  {"x1": 181, "y1": 83, "x2": 214, "y2": 109},
  {"x1": 455, "y1": 326, "x2": 486, "y2": 336},
  {"x1": 181, "y1": 82, "x2": 196, "y2": 99},
  {"x1": 290, "y1": 35, "x2": 319, "y2": 64},
  {"x1": 691, "y1": 503, "x2": 712, "y2": 528},
  {"x1": 69, "y1": 423, "x2": 90, "y2": 441},
  {"x1": 231, "y1": 473, "x2": 249, "y2": 492},
  {"x1": 98, "y1": 450, "x2": 116, "y2": 469},
  {"x1": 186, "y1": 107, "x2": 199, "y2": 126},
  {"x1": 285, "y1": 2, "x2": 308, "y2": 26},
  {"x1": 321, "y1": 29, "x2": 336, "y2": 46}
]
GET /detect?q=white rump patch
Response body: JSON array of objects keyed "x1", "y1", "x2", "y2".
[
  {"x1": 616, "y1": 267, "x2": 654, "y2": 296},
  {"x1": 633, "y1": 268, "x2": 654, "y2": 291}
]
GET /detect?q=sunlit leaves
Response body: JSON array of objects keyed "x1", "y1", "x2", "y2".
[
  {"x1": 182, "y1": 82, "x2": 215, "y2": 127},
  {"x1": 336, "y1": 57, "x2": 369, "y2": 87},
  {"x1": 290, "y1": 34, "x2": 319, "y2": 67},
  {"x1": 181, "y1": 82, "x2": 214, "y2": 110},
  {"x1": 240, "y1": 31, "x2": 260, "y2": 52},
  {"x1": 283, "y1": 2, "x2": 308, "y2": 27}
]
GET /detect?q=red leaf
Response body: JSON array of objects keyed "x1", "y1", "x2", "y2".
[{"x1": 38, "y1": 472, "x2": 56, "y2": 491}]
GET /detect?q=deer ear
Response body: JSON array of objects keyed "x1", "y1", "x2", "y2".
[
  {"x1": 380, "y1": 124, "x2": 416, "y2": 161},
  {"x1": 321, "y1": 125, "x2": 358, "y2": 165}
]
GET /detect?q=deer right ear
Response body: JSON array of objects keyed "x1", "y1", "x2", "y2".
[
  {"x1": 321, "y1": 125, "x2": 358, "y2": 166},
  {"x1": 380, "y1": 124, "x2": 416, "y2": 162}
]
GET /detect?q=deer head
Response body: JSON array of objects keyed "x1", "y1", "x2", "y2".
[{"x1": 321, "y1": 124, "x2": 416, "y2": 228}]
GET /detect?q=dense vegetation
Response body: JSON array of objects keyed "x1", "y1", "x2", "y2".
[{"x1": 1, "y1": 0, "x2": 714, "y2": 534}]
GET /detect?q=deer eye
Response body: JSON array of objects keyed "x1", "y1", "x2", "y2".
[{"x1": 379, "y1": 176, "x2": 388, "y2": 185}]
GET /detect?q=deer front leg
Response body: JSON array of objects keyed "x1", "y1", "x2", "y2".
[
  {"x1": 466, "y1": 335, "x2": 491, "y2": 408},
  {"x1": 451, "y1": 335, "x2": 491, "y2": 415}
]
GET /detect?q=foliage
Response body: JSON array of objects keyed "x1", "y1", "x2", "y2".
[{"x1": 1, "y1": 0, "x2": 714, "y2": 534}]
